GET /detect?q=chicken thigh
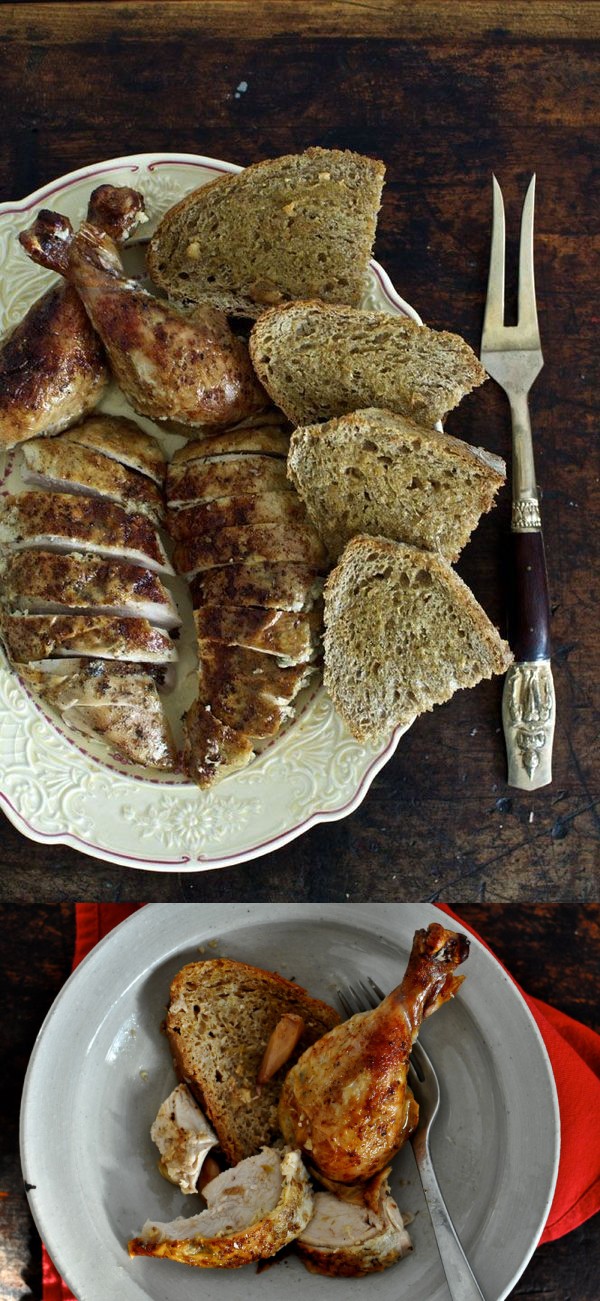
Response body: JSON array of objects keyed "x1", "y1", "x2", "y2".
[
  {"x1": 278, "y1": 923, "x2": 469, "y2": 1183},
  {"x1": 0, "y1": 283, "x2": 108, "y2": 449},
  {"x1": 19, "y1": 189, "x2": 267, "y2": 428}
]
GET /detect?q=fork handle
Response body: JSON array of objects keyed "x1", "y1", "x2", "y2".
[
  {"x1": 411, "y1": 1134, "x2": 487, "y2": 1300},
  {"x1": 503, "y1": 393, "x2": 556, "y2": 788}
]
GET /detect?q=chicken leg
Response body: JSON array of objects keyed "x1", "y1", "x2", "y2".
[
  {"x1": 278, "y1": 923, "x2": 469, "y2": 1183},
  {"x1": 19, "y1": 188, "x2": 267, "y2": 428}
]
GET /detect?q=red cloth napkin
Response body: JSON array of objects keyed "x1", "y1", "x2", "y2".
[{"x1": 42, "y1": 903, "x2": 600, "y2": 1297}]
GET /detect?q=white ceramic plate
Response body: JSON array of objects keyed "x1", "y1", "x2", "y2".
[
  {"x1": 0, "y1": 151, "x2": 419, "y2": 871},
  {"x1": 20, "y1": 903, "x2": 559, "y2": 1301}
]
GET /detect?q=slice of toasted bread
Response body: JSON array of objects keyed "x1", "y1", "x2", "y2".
[
  {"x1": 147, "y1": 148, "x2": 385, "y2": 317},
  {"x1": 323, "y1": 535, "x2": 512, "y2": 742},
  {"x1": 166, "y1": 958, "x2": 340, "y2": 1166},
  {"x1": 250, "y1": 301, "x2": 486, "y2": 427},
  {"x1": 288, "y1": 407, "x2": 505, "y2": 562}
]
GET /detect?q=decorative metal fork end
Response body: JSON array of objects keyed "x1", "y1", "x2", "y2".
[{"x1": 502, "y1": 660, "x2": 555, "y2": 789}]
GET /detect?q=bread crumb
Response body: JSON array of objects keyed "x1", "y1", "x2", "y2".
[{"x1": 186, "y1": 241, "x2": 201, "y2": 260}]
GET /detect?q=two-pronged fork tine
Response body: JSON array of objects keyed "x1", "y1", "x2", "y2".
[
  {"x1": 480, "y1": 174, "x2": 555, "y2": 790},
  {"x1": 337, "y1": 977, "x2": 486, "y2": 1300}
]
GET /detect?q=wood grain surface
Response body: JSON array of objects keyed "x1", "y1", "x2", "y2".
[
  {"x1": 0, "y1": 903, "x2": 598, "y2": 1300},
  {"x1": 0, "y1": 1, "x2": 598, "y2": 901}
]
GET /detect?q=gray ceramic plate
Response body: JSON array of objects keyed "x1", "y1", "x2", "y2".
[{"x1": 20, "y1": 904, "x2": 559, "y2": 1300}]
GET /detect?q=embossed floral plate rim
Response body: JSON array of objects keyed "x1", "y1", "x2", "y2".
[
  {"x1": 0, "y1": 151, "x2": 418, "y2": 873},
  {"x1": 20, "y1": 903, "x2": 560, "y2": 1301}
]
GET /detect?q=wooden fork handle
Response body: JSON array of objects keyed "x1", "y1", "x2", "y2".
[
  {"x1": 503, "y1": 528, "x2": 555, "y2": 790},
  {"x1": 508, "y1": 529, "x2": 551, "y2": 661}
]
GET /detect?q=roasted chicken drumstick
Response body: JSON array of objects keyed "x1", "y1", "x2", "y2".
[
  {"x1": 278, "y1": 923, "x2": 469, "y2": 1184},
  {"x1": 19, "y1": 187, "x2": 267, "y2": 429}
]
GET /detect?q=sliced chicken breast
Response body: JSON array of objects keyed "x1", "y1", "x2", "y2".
[
  {"x1": 170, "y1": 423, "x2": 290, "y2": 466},
  {"x1": 0, "y1": 284, "x2": 108, "y2": 449},
  {"x1": 168, "y1": 491, "x2": 309, "y2": 543},
  {"x1": 173, "y1": 520, "x2": 327, "y2": 576},
  {"x1": 60, "y1": 413, "x2": 167, "y2": 485},
  {"x1": 197, "y1": 642, "x2": 315, "y2": 737},
  {"x1": 129, "y1": 1148, "x2": 314, "y2": 1269},
  {"x1": 297, "y1": 1170, "x2": 412, "y2": 1277},
  {"x1": 151, "y1": 1085, "x2": 217, "y2": 1195},
  {"x1": 0, "y1": 492, "x2": 173, "y2": 575},
  {"x1": 190, "y1": 562, "x2": 324, "y2": 613},
  {"x1": 166, "y1": 454, "x2": 289, "y2": 508},
  {"x1": 183, "y1": 701, "x2": 255, "y2": 787},
  {"x1": 194, "y1": 606, "x2": 321, "y2": 665},
  {"x1": 22, "y1": 438, "x2": 165, "y2": 524},
  {"x1": 1, "y1": 613, "x2": 177, "y2": 663},
  {"x1": 19, "y1": 660, "x2": 177, "y2": 769},
  {"x1": 1, "y1": 551, "x2": 180, "y2": 629}
]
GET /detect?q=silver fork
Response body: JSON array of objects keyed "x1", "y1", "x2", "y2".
[
  {"x1": 481, "y1": 175, "x2": 555, "y2": 790},
  {"x1": 338, "y1": 976, "x2": 486, "y2": 1301}
]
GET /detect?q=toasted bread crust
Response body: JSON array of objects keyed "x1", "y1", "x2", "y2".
[
  {"x1": 147, "y1": 148, "x2": 385, "y2": 317},
  {"x1": 288, "y1": 407, "x2": 505, "y2": 562},
  {"x1": 250, "y1": 301, "x2": 486, "y2": 427},
  {"x1": 166, "y1": 958, "x2": 340, "y2": 1166},
  {"x1": 323, "y1": 535, "x2": 512, "y2": 742}
]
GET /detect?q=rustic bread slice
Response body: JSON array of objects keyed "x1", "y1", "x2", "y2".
[
  {"x1": 288, "y1": 407, "x2": 505, "y2": 562},
  {"x1": 166, "y1": 958, "x2": 340, "y2": 1165},
  {"x1": 250, "y1": 301, "x2": 486, "y2": 426},
  {"x1": 323, "y1": 535, "x2": 512, "y2": 742},
  {"x1": 147, "y1": 148, "x2": 385, "y2": 318}
]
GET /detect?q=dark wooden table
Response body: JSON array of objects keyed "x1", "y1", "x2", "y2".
[
  {"x1": 0, "y1": 2, "x2": 598, "y2": 901},
  {"x1": 0, "y1": 903, "x2": 598, "y2": 1300}
]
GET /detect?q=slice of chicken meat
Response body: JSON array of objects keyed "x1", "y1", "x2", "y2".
[
  {"x1": 170, "y1": 422, "x2": 290, "y2": 465},
  {"x1": 190, "y1": 562, "x2": 323, "y2": 613},
  {"x1": 279, "y1": 924, "x2": 470, "y2": 1184},
  {"x1": 297, "y1": 1168, "x2": 412, "y2": 1277},
  {"x1": 1, "y1": 613, "x2": 177, "y2": 663},
  {"x1": 128, "y1": 1148, "x2": 314, "y2": 1269},
  {"x1": 0, "y1": 492, "x2": 173, "y2": 575},
  {"x1": 20, "y1": 192, "x2": 267, "y2": 428},
  {"x1": 19, "y1": 659, "x2": 177, "y2": 770},
  {"x1": 151, "y1": 1085, "x2": 217, "y2": 1195},
  {"x1": 195, "y1": 606, "x2": 321, "y2": 665},
  {"x1": 59, "y1": 413, "x2": 167, "y2": 486},
  {"x1": 166, "y1": 454, "x2": 290, "y2": 508},
  {"x1": 183, "y1": 702, "x2": 255, "y2": 787},
  {"x1": 22, "y1": 438, "x2": 165, "y2": 524},
  {"x1": 1, "y1": 551, "x2": 180, "y2": 629},
  {"x1": 168, "y1": 491, "x2": 309, "y2": 543},
  {"x1": 197, "y1": 643, "x2": 315, "y2": 737},
  {"x1": 0, "y1": 283, "x2": 108, "y2": 449},
  {"x1": 173, "y1": 519, "x2": 327, "y2": 577}
]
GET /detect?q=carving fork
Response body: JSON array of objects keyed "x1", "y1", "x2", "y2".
[{"x1": 481, "y1": 176, "x2": 555, "y2": 789}]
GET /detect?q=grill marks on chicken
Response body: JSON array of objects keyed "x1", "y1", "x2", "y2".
[
  {"x1": 0, "y1": 284, "x2": 109, "y2": 449},
  {"x1": 279, "y1": 923, "x2": 470, "y2": 1184},
  {"x1": 19, "y1": 191, "x2": 267, "y2": 430}
]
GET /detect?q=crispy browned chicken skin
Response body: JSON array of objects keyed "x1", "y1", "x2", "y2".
[
  {"x1": 278, "y1": 923, "x2": 469, "y2": 1183},
  {"x1": 19, "y1": 187, "x2": 267, "y2": 429},
  {"x1": 0, "y1": 284, "x2": 108, "y2": 449}
]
